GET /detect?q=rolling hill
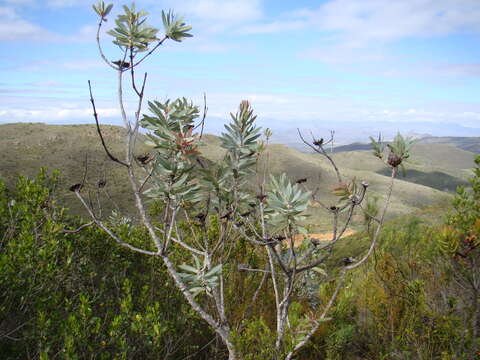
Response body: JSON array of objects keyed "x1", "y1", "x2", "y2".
[
  {"x1": 0, "y1": 123, "x2": 149, "y2": 217},
  {"x1": 1, "y1": 123, "x2": 474, "y2": 231},
  {"x1": 201, "y1": 137, "x2": 455, "y2": 229},
  {"x1": 418, "y1": 136, "x2": 480, "y2": 153}
]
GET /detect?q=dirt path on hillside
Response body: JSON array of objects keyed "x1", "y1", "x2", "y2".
[{"x1": 292, "y1": 229, "x2": 357, "y2": 247}]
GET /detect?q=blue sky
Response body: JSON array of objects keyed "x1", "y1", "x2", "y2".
[{"x1": 1, "y1": 0, "x2": 480, "y2": 142}]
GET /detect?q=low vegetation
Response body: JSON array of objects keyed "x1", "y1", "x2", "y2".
[{"x1": 1, "y1": 154, "x2": 479, "y2": 359}]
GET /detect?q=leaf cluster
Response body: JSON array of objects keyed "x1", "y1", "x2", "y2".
[
  {"x1": 162, "y1": 10, "x2": 193, "y2": 42},
  {"x1": 106, "y1": 3, "x2": 159, "y2": 52},
  {"x1": 370, "y1": 132, "x2": 415, "y2": 173},
  {"x1": 265, "y1": 173, "x2": 311, "y2": 231},
  {"x1": 221, "y1": 100, "x2": 262, "y2": 177},
  {"x1": 177, "y1": 255, "x2": 222, "y2": 297},
  {"x1": 141, "y1": 99, "x2": 202, "y2": 205},
  {"x1": 92, "y1": 0, "x2": 113, "y2": 20}
]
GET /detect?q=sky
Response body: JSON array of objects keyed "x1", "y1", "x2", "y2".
[{"x1": 1, "y1": 0, "x2": 480, "y2": 143}]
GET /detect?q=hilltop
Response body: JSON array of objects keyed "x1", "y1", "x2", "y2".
[{"x1": 0, "y1": 123, "x2": 149, "y2": 216}]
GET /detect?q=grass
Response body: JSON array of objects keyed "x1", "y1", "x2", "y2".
[{"x1": 0, "y1": 123, "x2": 149, "y2": 218}]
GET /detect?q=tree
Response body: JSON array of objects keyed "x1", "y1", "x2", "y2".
[{"x1": 74, "y1": 2, "x2": 410, "y2": 358}]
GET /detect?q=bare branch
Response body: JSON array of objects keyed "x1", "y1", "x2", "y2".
[
  {"x1": 285, "y1": 272, "x2": 346, "y2": 360},
  {"x1": 138, "y1": 166, "x2": 155, "y2": 193},
  {"x1": 61, "y1": 221, "x2": 94, "y2": 234},
  {"x1": 88, "y1": 80, "x2": 129, "y2": 167},
  {"x1": 193, "y1": 93, "x2": 208, "y2": 139},
  {"x1": 74, "y1": 190, "x2": 158, "y2": 256},
  {"x1": 346, "y1": 167, "x2": 397, "y2": 271},
  {"x1": 297, "y1": 128, "x2": 342, "y2": 183}
]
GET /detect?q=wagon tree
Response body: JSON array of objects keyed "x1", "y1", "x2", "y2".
[{"x1": 74, "y1": 1, "x2": 410, "y2": 359}]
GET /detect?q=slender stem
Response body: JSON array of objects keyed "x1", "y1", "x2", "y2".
[
  {"x1": 96, "y1": 19, "x2": 116, "y2": 70},
  {"x1": 118, "y1": 70, "x2": 131, "y2": 133},
  {"x1": 88, "y1": 80, "x2": 129, "y2": 167},
  {"x1": 286, "y1": 168, "x2": 397, "y2": 359},
  {"x1": 346, "y1": 167, "x2": 396, "y2": 271},
  {"x1": 297, "y1": 128, "x2": 342, "y2": 183},
  {"x1": 285, "y1": 272, "x2": 346, "y2": 360},
  {"x1": 61, "y1": 221, "x2": 94, "y2": 234},
  {"x1": 75, "y1": 191, "x2": 157, "y2": 256},
  {"x1": 133, "y1": 36, "x2": 168, "y2": 68}
]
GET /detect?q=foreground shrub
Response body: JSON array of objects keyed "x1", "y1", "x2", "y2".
[{"x1": 0, "y1": 170, "x2": 213, "y2": 359}]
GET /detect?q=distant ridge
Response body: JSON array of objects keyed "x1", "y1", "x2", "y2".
[
  {"x1": 332, "y1": 142, "x2": 373, "y2": 153},
  {"x1": 418, "y1": 136, "x2": 480, "y2": 153},
  {"x1": 330, "y1": 136, "x2": 480, "y2": 154}
]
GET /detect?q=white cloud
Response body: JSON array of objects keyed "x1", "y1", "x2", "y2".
[
  {"x1": 155, "y1": 0, "x2": 263, "y2": 35},
  {"x1": 310, "y1": 0, "x2": 480, "y2": 45},
  {"x1": 46, "y1": 0, "x2": 82, "y2": 7},
  {"x1": 238, "y1": 20, "x2": 305, "y2": 35},
  {"x1": 0, "y1": 106, "x2": 119, "y2": 122},
  {"x1": 434, "y1": 63, "x2": 480, "y2": 78},
  {"x1": 238, "y1": 0, "x2": 480, "y2": 66},
  {"x1": 245, "y1": 0, "x2": 480, "y2": 41},
  {"x1": 0, "y1": 6, "x2": 17, "y2": 19},
  {"x1": 0, "y1": 6, "x2": 60, "y2": 41},
  {"x1": 2, "y1": 0, "x2": 35, "y2": 5},
  {"x1": 0, "y1": 20, "x2": 55, "y2": 42},
  {"x1": 171, "y1": 0, "x2": 262, "y2": 23},
  {"x1": 0, "y1": 6, "x2": 97, "y2": 43}
]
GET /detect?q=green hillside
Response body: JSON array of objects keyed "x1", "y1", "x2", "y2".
[
  {"x1": 1, "y1": 123, "x2": 468, "y2": 231},
  {"x1": 200, "y1": 135, "x2": 454, "y2": 229},
  {"x1": 419, "y1": 135, "x2": 480, "y2": 153},
  {"x1": 329, "y1": 142, "x2": 475, "y2": 192},
  {"x1": 0, "y1": 123, "x2": 149, "y2": 217},
  {"x1": 330, "y1": 136, "x2": 480, "y2": 154}
]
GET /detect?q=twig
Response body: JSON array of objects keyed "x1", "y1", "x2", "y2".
[
  {"x1": 61, "y1": 221, "x2": 94, "y2": 234},
  {"x1": 74, "y1": 190, "x2": 158, "y2": 256},
  {"x1": 297, "y1": 128, "x2": 342, "y2": 183},
  {"x1": 346, "y1": 167, "x2": 397, "y2": 270},
  {"x1": 285, "y1": 272, "x2": 346, "y2": 360},
  {"x1": 132, "y1": 36, "x2": 168, "y2": 68},
  {"x1": 180, "y1": 336, "x2": 216, "y2": 360},
  {"x1": 88, "y1": 80, "x2": 129, "y2": 167},
  {"x1": 138, "y1": 166, "x2": 155, "y2": 193},
  {"x1": 193, "y1": 93, "x2": 208, "y2": 139}
]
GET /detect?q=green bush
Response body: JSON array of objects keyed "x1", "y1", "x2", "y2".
[{"x1": 0, "y1": 170, "x2": 214, "y2": 359}]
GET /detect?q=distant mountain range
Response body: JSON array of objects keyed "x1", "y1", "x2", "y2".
[
  {"x1": 264, "y1": 120, "x2": 480, "y2": 152},
  {"x1": 326, "y1": 136, "x2": 480, "y2": 154}
]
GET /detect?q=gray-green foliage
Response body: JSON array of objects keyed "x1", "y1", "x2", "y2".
[
  {"x1": 370, "y1": 133, "x2": 415, "y2": 165},
  {"x1": 106, "y1": 3, "x2": 159, "y2": 52},
  {"x1": 177, "y1": 255, "x2": 223, "y2": 297},
  {"x1": 196, "y1": 101, "x2": 264, "y2": 214},
  {"x1": 92, "y1": 1, "x2": 112, "y2": 18},
  {"x1": 162, "y1": 10, "x2": 193, "y2": 42},
  {"x1": 141, "y1": 99, "x2": 202, "y2": 205},
  {"x1": 93, "y1": 1, "x2": 192, "y2": 56},
  {"x1": 266, "y1": 173, "x2": 310, "y2": 234},
  {"x1": 221, "y1": 100, "x2": 262, "y2": 168}
]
